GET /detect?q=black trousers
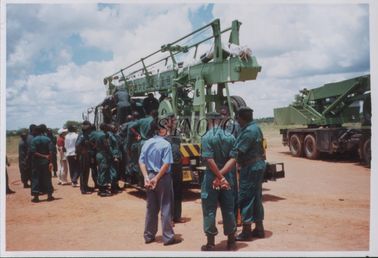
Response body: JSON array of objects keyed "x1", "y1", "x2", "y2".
[
  {"x1": 31, "y1": 162, "x2": 53, "y2": 196},
  {"x1": 117, "y1": 106, "x2": 132, "y2": 125},
  {"x1": 79, "y1": 154, "x2": 91, "y2": 193},
  {"x1": 172, "y1": 163, "x2": 183, "y2": 221},
  {"x1": 19, "y1": 160, "x2": 29, "y2": 185},
  {"x1": 51, "y1": 152, "x2": 58, "y2": 173},
  {"x1": 90, "y1": 156, "x2": 98, "y2": 188},
  {"x1": 67, "y1": 155, "x2": 80, "y2": 184}
]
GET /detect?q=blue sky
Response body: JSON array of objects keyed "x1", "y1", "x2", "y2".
[{"x1": 4, "y1": 2, "x2": 372, "y2": 130}]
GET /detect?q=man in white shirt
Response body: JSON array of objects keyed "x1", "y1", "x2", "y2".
[{"x1": 64, "y1": 125, "x2": 80, "y2": 187}]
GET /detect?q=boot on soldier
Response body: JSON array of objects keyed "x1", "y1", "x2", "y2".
[
  {"x1": 227, "y1": 233, "x2": 237, "y2": 251},
  {"x1": 201, "y1": 234, "x2": 215, "y2": 251},
  {"x1": 252, "y1": 221, "x2": 265, "y2": 238},
  {"x1": 31, "y1": 194, "x2": 39, "y2": 203},
  {"x1": 47, "y1": 193, "x2": 55, "y2": 201},
  {"x1": 111, "y1": 182, "x2": 122, "y2": 194},
  {"x1": 236, "y1": 223, "x2": 253, "y2": 241},
  {"x1": 98, "y1": 186, "x2": 112, "y2": 197}
]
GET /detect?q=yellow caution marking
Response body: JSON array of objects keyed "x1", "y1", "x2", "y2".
[
  {"x1": 180, "y1": 145, "x2": 190, "y2": 158},
  {"x1": 188, "y1": 144, "x2": 200, "y2": 157},
  {"x1": 180, "y1": 143, "x2": 201, "y2": 158}
]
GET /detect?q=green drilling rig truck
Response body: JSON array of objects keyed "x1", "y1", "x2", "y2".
[
  {"x1": 274, "y1": 74, "x2": 371, "y2": 166},
  {"x1": 92, "y1": 19, "x2": 284, "y2": 187}
]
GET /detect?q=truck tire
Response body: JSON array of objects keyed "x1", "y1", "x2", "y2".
[
  {"x1": 304, "y1": 134, "x2": 320, "y2": 160},
  {"x1": 289, "y1": 134, "x2": 303, "y2": 157},
  {"x1": 360, "y1": 138, "x2": 371, "y2": 167},
  {"x1": 230, "y1": 95, "x2": 247, "y2": 113}
]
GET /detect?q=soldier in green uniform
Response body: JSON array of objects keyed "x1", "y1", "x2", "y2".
[
  {"x1": 128, "y1": 109, "x2": 157, "y2": 142},
  {"x1": 91, "y1": 123, "x2": 114, "y2": 197},
  {"x1": 47, "y1": 128, "x2": 58, "y2": 177},
  {"x1": 30, "y1": 125, "x2": 55, "y2": 202},
  {"x1": 88, "y1": 125, "x2": 100, "y2": 189},
  {"x1": 200, "y1": 112, "x2": 237, "y2": 251},
  {"x1": 18, "y1": 130, "x2": 30, "y2": 188},
  {"x1": 221, "y1": 107, "x2": 266, "y2": 241},
  {"x1": 76, "y1": 121, "x2": 94, "y2": 194},
  {"x1": 107, "y1": 123, "x2": 122, "y2": 193},
  {"x1": 126, "y1": 110, "x2": 157, "y2": 186},
  {"x1": 119, "y1": 114, "x2": 135, "y2": 182}
]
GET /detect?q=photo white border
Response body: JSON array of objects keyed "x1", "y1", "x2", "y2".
[{"x1": 1, "y1": 0, "x2": 377, "y2": 257}]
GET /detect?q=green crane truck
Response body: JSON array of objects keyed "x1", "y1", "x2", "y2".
[
  {"x1": 274, "y1": 75, "x2": 371, "y2": 166},
  {"x1": 91, "y1": 19, "x2": 284, "y2": 187}
]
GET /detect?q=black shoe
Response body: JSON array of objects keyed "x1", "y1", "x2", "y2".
[
  {"x1": 31, "y1": 196, "x2": 39, "y2": 203},
  {"x1": 111, "y1": 188, "x2": 122, "y2": 194},
  {"x1": 81, "y1": 191, "x2": 92, "y2": 195},
  {"x1": 251, "y1": 228, "x2": 265, "y2": 238},
  {"x1": 23, "y1": 183, "x2": 31, "y2": 188},
  {"x1": 164, "y1": 238, "x2": 182, "y2": 246},
  {"x1": 6, "y1": 189, "x2": 16, "y2": 194},
  {"x1": 110, "y1": 189, "x2": 119, "y2": 194},
  {"x1": 235, "y1": 231, "x2": 252, "y2": 241},
  {"x1": 47, "y1": 196, "x2": 55, "y2": 201},
  {"x1": 227, "y1": 239, "x2": 237, "y2": 251},
  {"x1": 227, "y1": 234, "x2": 237, "y2": 250},
  {"x1": 145, "y1": 238, "x2": 155, "y2": 244},
  {"x1": 200, "y1": 243, "x2": 215, "y2": 251},
  {"x1": 98, "y1": 191, "x2": 112, "y2": 197}
]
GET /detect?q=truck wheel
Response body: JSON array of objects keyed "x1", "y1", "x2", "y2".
[
  {"x1": 304, "y1": 134, "x2": 319, "y2": 159},
  {"x1": 230, "y1": 95, "x2": 247, "y2": 114},
  {"x1": 289, "y1": 134, "x2": 303, "y2": 157},
  {"x1": 231, "y1": 95, "x2": 247, "y2": 108},
  {"x1": 360, "y1": 138, "x2": 371, "y2": 167}
]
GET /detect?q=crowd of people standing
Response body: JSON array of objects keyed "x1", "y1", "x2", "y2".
[{"x1": 11, "y1": 88, "x2": 266, "y2": 251}]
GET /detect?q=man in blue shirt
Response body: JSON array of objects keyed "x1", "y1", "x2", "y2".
[{"x1": 139, "y1": 119, "x2": 181, "y2": 246}]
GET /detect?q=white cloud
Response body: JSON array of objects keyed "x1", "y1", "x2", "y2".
[
  {"x1": 6, "y1": 3, "x2": 200, "y2": 129},
  {"x1": 213, "y1": 4, "x2": 369, "y2": 77},
  {"x1": 210, "y1": 3, "x2": 369, "y2": 118},
  {"x1": 5, "y1": 3, "x2": 371, "y2": 129},
  {"x1": 7, "y1": 60, "x2": 112, "y2": 129}
]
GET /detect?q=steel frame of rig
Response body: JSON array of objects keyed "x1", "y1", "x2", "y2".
[{"x1": 90, "y1": 19, "x2": 284, "y2": 187}]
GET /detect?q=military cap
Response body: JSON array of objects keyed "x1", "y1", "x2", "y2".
[
  {"x1": 206, "y1": 112, "x2": 222, "y2": 119},
  {"x1": 237, "y1": 106, "x2": 253, "y2": 113}
]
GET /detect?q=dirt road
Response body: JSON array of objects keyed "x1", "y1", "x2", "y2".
[{"x1": 4, "y1": 130, "x2": 370, "y2": 254}]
